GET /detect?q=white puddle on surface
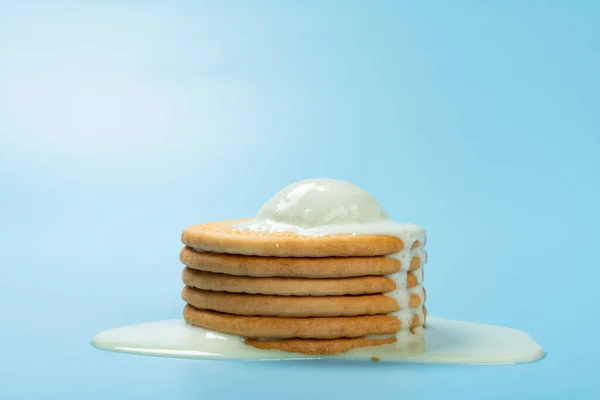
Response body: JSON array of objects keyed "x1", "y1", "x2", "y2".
[{"x1": 91, "y1": 316, "x2": 545, "y2": 364}]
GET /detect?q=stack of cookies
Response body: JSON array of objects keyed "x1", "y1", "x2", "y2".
[{"x1": 179, "y1": 219, "x2": 427, "y2": 355}]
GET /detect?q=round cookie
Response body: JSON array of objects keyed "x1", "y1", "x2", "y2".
[
  {"x1": 180, "y1": 247, "x2": 424, "y2": 278},
  {"x1": 182, "y1": 268, "x2": 421, "y2": 296},
  {"x1": 182, "y1": 287, "x2": 422, "y2": 317},
  {"x1": 183, "y1": 305, "x2": 423, "y2": 339},
  {"x1": 181, "y1": 219, "x2": 404, "y2": 257},
  {"x1": 245, "y1": 336, "x2": 397, "y2": 355}
]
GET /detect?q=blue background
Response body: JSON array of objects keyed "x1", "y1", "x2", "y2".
[{"x1": 1, "y1": 1, "x2": 598, "y2": 399}]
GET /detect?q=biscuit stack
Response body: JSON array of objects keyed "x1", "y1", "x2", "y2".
[{"x1": 180, "y1": 220, "x2": 427, "y2": 355}]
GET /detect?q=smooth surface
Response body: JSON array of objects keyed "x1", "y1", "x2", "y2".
[
  {"x1": 91, "y1": 317, "x2": 545, "y2": 364},
  {"x1": 1, "y1": 1, "x2": 599, "y2": 399},
  {"x1": 253, "y1": 178, "x2": 388, "y2": 228}
]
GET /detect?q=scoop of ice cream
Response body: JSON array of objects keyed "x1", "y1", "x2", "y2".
[{"x1": 255, "y1": 178, "x2": 388, "y2": 229}]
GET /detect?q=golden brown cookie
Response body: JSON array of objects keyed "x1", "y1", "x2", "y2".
[
  {"x1": 180, "y1": 247, "x2": 423, "y2": 278},
  {"x1": 183, "y1": 305, "x2": 423, "y2": 338},
  {"x1": 182, "y1": 267, "x2": 421, "y2": 296},
  {"x1": 181, "y1": 219, "x2": 404, "y2": 257},
  {"x1": 182, "y1": 286, "x2": 422, "y2": 317},
  {"x1": 245, "y1": 336, "x2": 396, "y2": 355}
]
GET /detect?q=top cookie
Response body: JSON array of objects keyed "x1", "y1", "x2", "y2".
[{"x1": 181, "y1": 219, "x2": 404, "y2": 257}]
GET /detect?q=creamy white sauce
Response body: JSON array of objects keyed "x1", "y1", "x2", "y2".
[
  {"x1": 250, "y1": 178, "x2": 389, "y2": 230},
  {"x1": 91, "y1": 317, "x2": 545, "y2": 364}
]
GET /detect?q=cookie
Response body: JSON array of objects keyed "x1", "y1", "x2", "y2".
[
  {"x1": 180, "y1": 247, "x2": 423, "y2": 278},
  {"x1": 183, "y1": 305, "x2": 423, "y2": 338},
  {"x1": 181, "y1": 219, "x2": 404, "y2": 257},
  {"x1": 245, "y1": 336, "x2": 396, "y2": 355},
  {"x1": 182, "y1": 267, "x2": 421, "y2": 296},
  {"x1": 182, "y1": 286, "x2": 422, "y2": 317}
]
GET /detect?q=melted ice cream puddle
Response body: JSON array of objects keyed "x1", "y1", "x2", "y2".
[
  {"x1": 91, "y1": 318, "x2": 544, "y2": 364},
  {"x1": 91, "y1": 178, "x2": 545, "y2": 364}
]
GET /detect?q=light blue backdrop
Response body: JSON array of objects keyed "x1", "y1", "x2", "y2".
[{"x1": 1, "y1": 1, "x2": 598, "y2": 399}]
